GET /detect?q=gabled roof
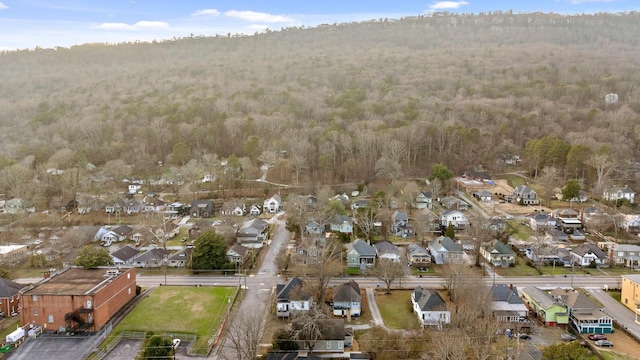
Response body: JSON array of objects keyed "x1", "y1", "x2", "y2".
[
  {"x1": 474, "y1": 190, "x2": 493, "y2": 198},
  {"x1": 110, "y1": 245, "x2": 140, "y2": 262},
  {"x1": 392, "y1": 211, "x2": 408, "y2": 222},
  {"x1": 227, "y1": 243, "x2": 249, "y2": 258},
  {"x1": 135, "y1": 248, "x2": 171, "y2": 263},
  {"x1": 408, "y1": 243, "x2": 429, "y2": 257},
  {"x1": 550, "y1": 288, "x2": 599, "y2": 310},
  {"x1": 276, "y1": 277, "x2": 309, "y2": 301},
  {"x1": 330, "y1": 215, "x2": 353, "y2": 226},
  {"x1": 265, "y1": 194, "x2": 282, "y2": 203},
  {"x1": 521, "y1": 287, "x2": 557, "y2": 309},
  {"x1": 333, "y1": 280, "x2": 361, "y2": 303},
  {"x1": 417, "y1": 191, "x2": 432, "y2": 199},
  {"x1": 441, "y1": 209, "x2": 465, "y2": 217},
  {"x1": 490, "y1": 284, "x2": 524, "y2": 305},
  {"x1": 347, "y1": 239, "x2": 376, "y2": 257},
  {"x1": 112, "y1": 225, "x2": 134, "y2": 236},
  {"x1": 430, "y1": 236, "x2": 463, "y2": 252},
  {"x1": 373, "y1": 241, "x2": 399, "y2": 256},
  {"x1": 292, "y1": 319, "x2": 345, "y2": 341},
  {"x1": 605, "y1": 186, "x2": 635, "y2": 194},
  {"x1": 240, "y1": 218, "x2": 268, "y2": 231},
  {"x1": 167, "y1": 247, "x2": 192, "y2": 261},
  {"x1": 514, "y1": 185, "x2": 536, "y2": 195},
  {"x1": 483, "y1": 240, "x2": 514, "y2": 255},
  {"x1": 0, "y1": 278, "x2": 25, "y2": 298},
  {"x1": 412, "y1": 286, "x2": 447, "y2": 312},
  {"x1": 614, "y1": 244, "x2": 640, "y2": 252},
  {"x1": 570, "y1": 243, "x2": 607, "y2": 259}
]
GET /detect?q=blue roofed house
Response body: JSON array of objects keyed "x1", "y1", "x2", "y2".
[
  {"x1": 428, "y1": 236, "x2": 464, "y2": 265},
  {"x1": 411, "y1": 286, "x2": 450, "y2": 330},
  {"x1": 346, "y1": 239, "x2": 376, "y2": 269},
  {"x1": 330, "y1": 215, "x2": 353, "y2": 235}
]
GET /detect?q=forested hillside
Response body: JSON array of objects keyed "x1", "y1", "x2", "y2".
[{"x1": 0, "y1": 11, "x2": 639, "y2": 197}]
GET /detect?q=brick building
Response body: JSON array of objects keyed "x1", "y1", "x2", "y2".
[
  {"x1": 20, "y1": 267, "x2": 136, "y2": 332},
  {"x1": 0, "y1": 278, "x2": 26, "y2": 318}
]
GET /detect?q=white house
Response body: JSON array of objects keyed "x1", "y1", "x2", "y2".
[
  {"x1": 570, "y1": 243, "x2": 608, "y2": 267},
  {"x1": 276, "y1": 277, "x2": 311, "y2": 318},
  {"x1": 263, "y1": 194, "x2": 281, "y2": 214},
  {"x1": 411, "y1": 286, "x2": 450, "y2": 330},
  {"x1": 603, "y1": 185, "x2": 635, "y2": 204},
  {"x1": 373, "y1": 241, "x2": 401, "y2": 263},
  {"x1": 440, "y1": 210, "x2": 468, "y2": 229}
]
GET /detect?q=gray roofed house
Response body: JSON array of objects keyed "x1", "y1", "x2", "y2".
[
  {"x1": 514, "y1": 185, "x2": 539, "y2": 205},
  {"x1": 167, "y1": 248, "x2": 192, "y2": 267},
  {"x1": 110, "y1": 245, "x2": 140, "y2": 265},
  {"x1": 570, "y1": 243, "x2": 608, "y2": 267},
  {"x1": 373, "y1": 241, "x2": 400, "y2": 262},
  {"x1": 550, "y1": 288, "x2": 614, "y2": 334},
  {"x1": 237, "y1": 218, "x2": 269, "y2": 248},
  {"x1": 473, "y1": 190, "x2": 493, "y2": 202},
  {"x1": 414, "y1": 191, "x2": 433, "y2": 209},
  {"x1": 332, "y1": 280, "x2": 361, "y2": 317},
  {"x1": 521, "y1": 287, "x2": 569, "y2": 327},
  {"x1": 440, "y1": 196, "x2": 468, "y2": 210},
  {"x1": 0, "y1": 278, "x2": 26, "y2": 317},
  {"x1": 391, "y1": 211, "x2": 413, "y2": 237},
  {"x1": 292, "y1": 318, "x2": 347, "y2": 353},
  {"x1": 189, "y1": 200, "x2": 215, "y2": 218},
  {"x1": 411, "y1": 286, "x2": 450, "y2": 329},
  {"x1": 133, "y1": 248, "x2": 171, "y2": 268},
  {"x1": 276, "y1": 277, "x2": 311, "y2": 318},
  {"x1": 346, "y1": 239, "x2": 376, "y2": 269},
  {"x1": 489, "y1": 284, "x2": 528, "y2": 323},
  {"x1": 226, "y1": 243, "x2": 250, "y2": 265},
  {"x1": 603, "y1": 185, "x2": 635, "y2": 204},
  {"x1": 407, "y1": 243, "x2": 431, "y2": 267},
  {"x1": 612, "y1": 243, "x2": 640, "y2": 268},
  {"x1": 428, "y1": 236, "x2": 463, "y2": 265},
  {"x1": 330, "y1": 215, "x2": 353, "y2": 235}
]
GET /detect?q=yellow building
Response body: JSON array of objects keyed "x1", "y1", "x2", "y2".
[{"x1": 621, "y1": 274, "x2": 640, "y2": 323}]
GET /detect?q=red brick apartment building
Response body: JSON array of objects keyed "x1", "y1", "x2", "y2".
[
  {"x1": 20, "y1": 267, "x2": 136, "y2": 332},
  {"x1": 0, "y1": 278, "x2": 26, "y2": 318}
]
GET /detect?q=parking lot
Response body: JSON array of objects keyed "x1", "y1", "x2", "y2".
[{"x1": 5, "y1": 333, "x2": 97, "y2": 360}]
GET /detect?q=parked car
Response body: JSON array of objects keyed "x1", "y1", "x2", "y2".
[
  {"x1": 595, "y1": 340, "x2": 613, "y2": 347},
  {"x1": 588, "y1": 334, "x2": 607, "y2": 341},
  {"x1": 561, "y1": 333, "x2": 576, "y2": 341},
  {"x1": 517, "y1": 333, "x2": 531, "y2": 340}
]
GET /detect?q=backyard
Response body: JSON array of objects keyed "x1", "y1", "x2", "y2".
[{"x1": 102, "y1": 286, "x2": 237, "y2": 354}]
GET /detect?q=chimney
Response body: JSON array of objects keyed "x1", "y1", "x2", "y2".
[{"x1": 509, "y1": 284, "x2": 513, "y2": 290}]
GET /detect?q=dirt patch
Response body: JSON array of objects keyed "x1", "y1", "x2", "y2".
[
  {"x1": 469, "y1": 179, "x2": 554, "y2": 216},
  {"x1": 592, "y1": 331, "x2": 640, "y2": 359}
]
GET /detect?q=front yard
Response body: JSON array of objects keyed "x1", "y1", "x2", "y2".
[{"x1": 374, "y1": 290, "x2": 420, "y2": 330}]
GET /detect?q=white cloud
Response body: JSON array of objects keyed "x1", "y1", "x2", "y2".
[
  {"x1": 429, "y1": 1, "x2": 469, "y2": 10},
  {"x1": 192, "y1": 9, "x2": 220, "y2": 17},
  {"x1": 0, "y1": 3, "x2": 8, "y2": 10},
  {"x1": 224, "y1": 10, "x2": 294, "y2": 23},
  {"x1": 94, "y1": 20, "x2": 168, "y2": 31}
]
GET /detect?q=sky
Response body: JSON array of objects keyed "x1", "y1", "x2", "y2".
[{"x1": 0, "y1": 0, "x2": 638, "y2": 50}]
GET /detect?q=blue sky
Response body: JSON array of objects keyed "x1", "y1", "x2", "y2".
[{"x1": 0, "y1": 0, "x2": 637, "y2": 50}]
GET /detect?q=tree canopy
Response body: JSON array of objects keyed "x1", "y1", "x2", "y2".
[
  {"x1": 562, "y1": 178, "x2": 581, "y2": 201},
  {"x1": 73, "y1": 246, "x2": 114, "y2": 269},
  {"x1": 190, "y1": 230, "x2": 233, "y2": 271},
  {"x1": 428, "y1": 164, "x2": 453, "y2": 186}
]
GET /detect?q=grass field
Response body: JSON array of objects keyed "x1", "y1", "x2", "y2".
[
  {"x1": 374, "y1": 290, "x2": 420, "y2": 330},
  {"x1": 109, "y1": 286, "x2": 237, "y2": 354}
]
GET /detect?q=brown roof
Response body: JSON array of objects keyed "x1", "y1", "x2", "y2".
[{"x1": 23, "y1": 268, "x2": 130, "y2": 296}]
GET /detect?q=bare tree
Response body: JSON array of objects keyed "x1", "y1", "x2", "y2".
[
  {"x1": 373, "y1": 258, "x2": 404, "y2": 294},
  {"x1": 588, "y1": 153, "x2": 615, "y2": 196},
  {"x1": 354, "y1": 207, "x2": 377, "y2": 243},
  {"x1": 537, "y1": 165, "x2": 559, "y2": 207},
  {"x1": 299, "y1": 237, "x2": 344, "y2": 305},
  {"x1": 223, "y1": 309, "x2": 264, "y2": 360},
  {"x1": 466, "y1": 216, "x2": 493, "y2": 267}
]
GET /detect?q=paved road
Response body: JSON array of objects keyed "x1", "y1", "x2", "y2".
[{"x1": 587, "y1": 288, "x2": 640, "y2": 340}]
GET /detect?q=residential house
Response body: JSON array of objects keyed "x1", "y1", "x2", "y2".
[
  {"x1": 132, "y1": 248, "x2": 171, "y2": 268},
  {"x1": 484, "y1": 217, "x2": 507, "y2": 233},
  {"x1": 292, "y1": 319, "x2": 346, "y2": 353},
  {"x1": 351, "y1": 199, "x2": 371, "y2": 211},
  {"x1": 20, "y1": 267, "x2": 136, "y2": 332},
  {"x1": 164, "y1": 201, "x2": 185, "y2": 220},
  {"x1": 122, "y1": 199, "x2": 143, "y2": 214},
  {"x1": 513, "y1": 185, "x2": 539, "y2": 205},
  {"x1": 305, "y1": 220, "x2": 325, "y2": 238},
  {"x1": 222, "y1": 201, "x2": 246, "y2": 216},
  {"x1": 570, "y1": 243, "x2": 608, "y2": 267},
  {"x1": 276, "y1": 277, "x2": 311, "y2": 318},
  {"x1": 167, "y1": 248, "x2": 192, "y2": 268},
  {"x1": 521, "y1": 287, "x2": 569, "y2": 327},
  {"x1": 49, "y1": 197, "x2": 78, "y2": 212},
  {"x1": 418, "y1": 208, "x2": 442, "y2": 233},
  {"x1": 611, "y1": 244, "x2": 640, "y2": 268},
  {"x1": 550, "y1": 288, "x2": 613, "y2": 334},
  {"x1": 414, "y1": 191, "x2": 433, "y2": 210},
  {"x1": 621, "y1": 274, "x2": 640, "y2": 322},
  {"x1": 440, "y1": 196, "x2": 468, "y2": 210},
  {"x1": 76, "y1": 195, "x2": 102, "y2": 214},
  {"x1": 332, "y1": 280, "x2": 361, "y2": 318},
  {"x1": 291, "y1": 238, "x2": 320, "y2": 266},
  {"x1": 555, "y1": 208, "x2": 579, "y2": 219},
  {"x1": 142, "y1": 197, "x2": 166, "y2": 213},
  {"x1": 473, "y1": 190, "x2": 493, "y2": 202},
  {"x1": 529, "y1": 211, "x2": 556, "y2": 231},
  {"x1": 3, "y1": 198, "x2": 35, "y2": 214},
  {"x1": 0, "y1": 278, "x2": 25, "y2": 318},
  {"x1": 99, "y1": 225, "x2": 134, "y2": 244},
  {"x1": 411, "y1": 286, "x2": 450, "y2": 330},
  {"x1": 248, "y1": 204, "x2": 261, "y2": 216},
  {"x1": 373, "y1": 241, "x2": 400, "y2": 263},
  {"x1": 464, "y1": 168, "x2": 491, "y2": 181},
  {"x1": 428, "y1": 236, "x2": 464, "y2": 265},
  {"x1": 110, "y1": 245, "x2": 140, "y2": 266},
  {"x1": 226, "y1": 243, "x2": 250, "y2": 267},
  {"x1": 263, "y1": 194, "x2": 282, "y2": 214},
  {"x1": 190, "y1": 200, "x2": 215, "y2": 218},
  {"x1": 440, "y1": 209, "x2": 468, "y2": 229},
  {"x1": 603, "y1": 185, "x2": 635, "y2": 204},
  {"x1": 329, "y1": 215, "x2": 353, "y2": 235},
  {"x1": 481, "y1": 240, "x2": 515, "y2": 267},
  {"x1": 407, "y1": 243, "x2": 431, "y2": 268},
  {"x1": 237, "y1": 218, "x2": 269, "y2": 248},
  {"x1": 626, "y1": 216, "x2": 640, "y2": 235},
  {"x1": 346, "y1": 239, "x2": 376, "y2": 269},
  {"x1": 128, "y1": 183, "x2": 141, "y2": 195},
  {"x1": 489, "y1": 284, "x2": 529, "y2": 324},
  {"x1": 391, "y1": 211, "x2": 414, "y2": 237}
]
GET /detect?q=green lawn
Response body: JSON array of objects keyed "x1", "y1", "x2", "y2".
[
  {"x1": 0, "y1": 317, "x2": 20, "y2": 343},
  {"x1": 108, "y1": 286, "x2": 237, "y2": 354},
  {"x1": 374, "y1": 290, "x2": 420, "y2": 330},
  {"x1": 508, "y1": 222, "x2": 533, "y2": 241}
]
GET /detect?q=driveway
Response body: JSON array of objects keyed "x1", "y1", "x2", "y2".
[{"x1": 587, "y1": 288, "x2": 640, "y2": 340}]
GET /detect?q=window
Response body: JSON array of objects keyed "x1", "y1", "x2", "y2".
[
  {"x1": 48, "y1": 314, "x2": 54, "y2": 323},
  {"x1": 128, "y1": 288, "x2": 132, "y2": 295},
  {"x1": 33, "y1": 309, "x2": 39, "y2": 316},
  {"x1": 127, "y1": 273, "x2": 131, "y2": 279},
  {"x1": 32, "y1": 295, "x2": 38, "y2": 301}
]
